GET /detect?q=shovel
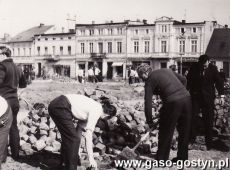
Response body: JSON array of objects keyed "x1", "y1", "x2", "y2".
[{"x1": 118, "y1": 126, "x2": 155, "y2": 160}]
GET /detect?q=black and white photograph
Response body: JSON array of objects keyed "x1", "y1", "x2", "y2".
[{"x1": 0, "y1": 0, "x2": 230, "y2": 169}]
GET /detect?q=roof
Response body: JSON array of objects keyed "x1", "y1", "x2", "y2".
[
  {"x1": 9, "y1": 24, "x2": 54, "y2": 42},
  {"x1": 173, "y1": 21, "x2": 205, "y2": 25},
  {"x1": 34, "y1": 32, "x2": 75, "y2": 37},
  {"x1": 205, "y1": 28, "x2": 230, "y2": 59},
  {"x1": 76, "y1": 22, "x2": 128, "y2": 27}
]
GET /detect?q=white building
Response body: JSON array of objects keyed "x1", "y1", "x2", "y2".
[
  {"x1": 7, "y1": 23, "x2": 54, "y2": 72},
  {"x1": 5, "y1": 17, "x2": 225, "y2": 80}
]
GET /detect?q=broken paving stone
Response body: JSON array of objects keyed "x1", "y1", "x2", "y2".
[{"x1": 94, "y1": 143, "x2": 106, "y2": 155}]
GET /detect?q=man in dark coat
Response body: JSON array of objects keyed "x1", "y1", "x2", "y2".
[
  {"x1": 137, "y1": 64, "x2": 192, "y2": 162},
  {"x1": 187, "y1": 54, "x2": 224, "y2": 150},
  {"x1": 0, "y1": 46, "x2": 27, "y2": 160}
]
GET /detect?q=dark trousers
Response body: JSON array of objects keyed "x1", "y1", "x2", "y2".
[
  {"x1": 0, "y1": 106, "x2": 13, "y2": 169},
  {"x1": 156, "y1": 96, "x2": 192, "y2": 161},
  {"x1": 78, "y1": 76, "x2": 83, "y2": 83},
  {"x1": 6, "y1": 98, "x2": 20, "y2": 160},
  {"x1": 48, "y1": 95, "x2": 83, "y2": 170},
  {"x1": 190, "y1": 95, "x2": 215, "y2": 147}
]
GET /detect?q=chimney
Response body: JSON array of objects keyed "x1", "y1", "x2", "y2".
[
  {"x1": 110, "y1": 20, "x2": 113, "y2": 23},
  {"x1": 69, "y1": 29, "x2": 75, "y2": 33},
  {"x1": 182, "y1": 20, "x2": 186, "y2": 24},
  {"x1": 62, "y1": 27, "x2": 65, "y2": 33},
  {"x1": 225, "y1": 25, "x2": 228, "y2": 28},
  {"x1": 92, "y1": 21, "x2": 95, "y2": 25},
  {"x1": 143, "y1": 19, "x2": 147, "y2": 24},
  {"x1": 39, "y1": 23, "x2": 44, "y2": 27}
]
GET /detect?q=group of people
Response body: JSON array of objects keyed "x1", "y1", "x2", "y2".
[
  {"x1": 0, "y1": 45, "x2": 227, "y2": 170},
  {"x1": 87, "y1": 65, "x2": 102, "y2": 83},
  {"x1": 136, "y1": 54, "x2": 225, "y2": 162},
  {"x1": 128, "y1": 66, "x2": 140, "y2": 84}
]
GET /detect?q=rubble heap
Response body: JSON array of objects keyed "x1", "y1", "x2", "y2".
[{"x1": 18, "y1": 88, "x2": 230, "y2": 156}]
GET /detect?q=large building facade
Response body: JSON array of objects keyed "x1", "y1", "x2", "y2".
[{"x1": 6, "y1": 17, "x2": 224, "y2": 80}]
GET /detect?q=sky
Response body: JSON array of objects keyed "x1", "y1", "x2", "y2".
[{"x1": 0, "y1": 0, "x2": 230, "y2": 37}]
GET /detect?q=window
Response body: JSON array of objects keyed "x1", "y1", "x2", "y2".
[
  {"x1": 89, "y1": 43, "x2": 94, "y2": 53},
  {"x1": 98, "y1": 42, "x2": 103, "y2": 53},
  {"x1": 179, "y1": 40, "x2": 185, "y2": 53},
  {"x1": 45, "y1": 38, "x2": 48, "y2": 41},
  {"x1": 60, "y1": 37, "x2": 63, "y2": 40},
  {"x1": 18, "y1": 48, "x2": 20, "y2": 56},
  {"x1": 68, "y1": 37, "x2": 72, "y2": 40},
  {"x1": 44, "y1": 47, "x2": 48, "y2": 55},
  {"x1": 29, "y1": 48, "x2": 31, "y2": 56},
  {"x1": 161, "y1": 41, "x2": 167, "y2": 53},
  {"x1": 146, "y1": 29, "x2": 149, "y2": 34},
  {"x1": 192, "y1": 27, "x2": 197, "y2": 33},
  {"x1": 134, "y1": 41, "x2": 139, "y2": 53},
  {"x1": 81, "y1": 30, "x2": 85, "y2": 36},
  {"x1": 135, "y1": 29, "x2": 138, "y2": 35},
  {"x1": 81, "y1": 43, "x2": 85, "y2": 53},
  {"x1": 108, "y1": 42, "x2": 112, "y2": 53},
  {"x1": 117, "y1": 42, "x2": 122, "y2": 53},
  {"x1": 108, "y1": 29, "x2": 113, "y2": 35},
  {"x1": 181, "y1": 28, "x2": 185, "y2": 34},
  {"x1": 12, "y1": 49, "x2": 15, "y2": 56},
  {"x1": 162, "y1": 25, "x2": 167, "y2": 33},
  {"x1": 23, "y1": 48, "x2": 26, "y2": 56},
  {"x1": 98, "y1": 29, "x2": 103, "y2": 35},
  {"x1": 60, "y1": 46, "x2": 63, "y2": 55},
  {"x1": 38, "y1": 38, "x2": 40, "y2": 41},
  {"x1": 68, "y1": 46, "x2": 71, "y2": 55},
  {"x1": 52, "y1": 46, "x2": 55, "y2": 55},
  {"x1": 117, "y1": 28, "x2": 122, "y2": 35},
  {"x1": 89, "y1": 29, "x2": 94, "y2": 36},
  {"x1": 53, "y1": 37, "x2": 56, "y2": 40},
  {"x1": 144, "y1": 41, "x2": 150, "y2": 53},
  {"x1": 37, "y1": 47, "x2": 40, "y2": 56},
  {"x1": 191, "y1": 40, "x2": 197, "y2": 53}
]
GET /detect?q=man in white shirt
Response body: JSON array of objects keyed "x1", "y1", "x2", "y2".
[
  {"x1": 48, "y1": 94, "x2": 116, "y2": 170},
  {"x1": 94, "y1": 66, "x2": 101, "y2": 83},
  {"x1": 88, "y1": 67, "x2": 94, "y2": 83},
  {"x1": 0, "y1": 96, "x2": 13, "y2": 169},
  {"x1": 77, "y1": 68, "x2": 84, "y2": 83}
]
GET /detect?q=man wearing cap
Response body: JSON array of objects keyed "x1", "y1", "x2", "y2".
[
  {"x1": 0, "y1": 96, "x2": 13, "y2": 169},
  {"x1": 187, "y1": 54, "x2": 225, "y2": 150},
  {"x1": 0, "y1": 46, "x2": 27, "y2": 160},
  {"x1": 137, "y1": 64, "x2": 192, "y2": 162},
  {"x1": 48, "y1": 94, "x2": 117, "y2": 170}
]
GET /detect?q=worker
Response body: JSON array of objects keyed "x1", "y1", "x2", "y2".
[
  {"x1": 48, "y1": 94, "x2": 117, "y2": 170},
  {"x1": 137, "y1": 64, "x2": 192, "y2": 162}
]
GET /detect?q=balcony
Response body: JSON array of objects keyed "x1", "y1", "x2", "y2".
[
  {"x1": 43, "y1": 54, "x2": 60, "y2": 61},
  {"x1": 90, "y1": 53, "x2": 106, "y2": 59}
]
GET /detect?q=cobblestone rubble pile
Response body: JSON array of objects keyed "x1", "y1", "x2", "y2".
[{"x1": 18, "y1": 87, "x2": 230, "y2": 157}]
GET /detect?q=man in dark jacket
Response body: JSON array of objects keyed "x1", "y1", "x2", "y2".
[
  {"x1": 0, "y1": 46, "x2": 27, "y2": 160},
  {"x1": 137, "y1": 64, "x2": 192, "y2": 162},
  {"x1": 187, "y1": 54, "x2": 224, "y2": 150}
]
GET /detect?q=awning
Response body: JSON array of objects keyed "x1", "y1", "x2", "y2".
[{"x1": 112, "y1": 62, "x2": 124, "y2": 67}]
